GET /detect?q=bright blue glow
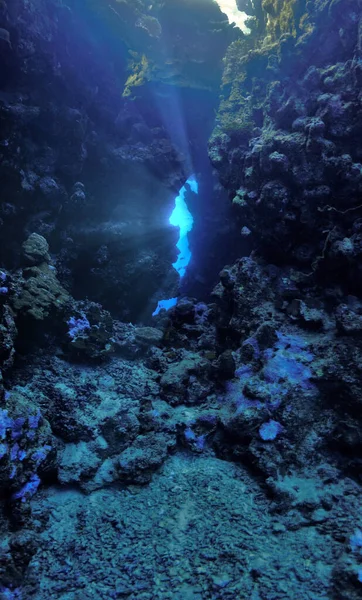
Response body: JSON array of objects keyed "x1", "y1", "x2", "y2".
[
  {"x1": 152, "y1": 176, "x2": 198, "y2": 317},
  {"x1": 169, "y1": 176, "x2": 198, "y2": 278},
  {"x1": 259, "y1": 420, "x2": 283, "y2": 441},
  {"x1": 152, "y1": 297, "x2": 178, "y2": 317}
]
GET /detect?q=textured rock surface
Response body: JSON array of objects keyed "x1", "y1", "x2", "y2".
[
  {"x1": 1, "y1": 1, "x2": 362, "y2": 600},
  {"x1": 0, "y1": 0, "x2": 236, "y2": 321},
  {"x1": 210, "y1": 0, "x2": 362, "y2": 288}
]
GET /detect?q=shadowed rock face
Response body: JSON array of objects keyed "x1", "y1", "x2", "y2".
[
  {"x1": 210, "y1": 0, "x2": 362, "y2": 294},
  {"x1": 0, "y1": 0, "x2": 237, "y2": 321}
]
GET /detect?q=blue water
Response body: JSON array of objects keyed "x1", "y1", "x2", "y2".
[
  {"x1": 170, "y1": 176, "x2": 198, "y2": 277},
  {"x1": 153, "y1": 176, "x2": 198, "y2": 316}
]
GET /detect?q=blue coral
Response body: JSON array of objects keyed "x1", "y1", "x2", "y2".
[
  {"x1": 31, "y1": 445, "x2": 51, "y2": 466},
  {"x1": 67, "y1": 314, "x2": 91, "y2": 339},
  {"x1": 263, "y1": 353, "x2": 313, "y2": 388},
  {"x1": 12, "y1": 473, "x2": 40, "y2": 502},
  {"x1": 350, "y1": 529, "x2": 362, "y2": 584},
  {"x1": 223, "y1": 330, "x2": 315, "y2": 426},
  {"x1": 28, "y1": 409, "x2": 41, "y2": 430},
  {"x1": 184, "y1": 426, "x2": 207, "y2": 451},
  {"x1": 11, "y1": 417, "x2": 26, "y2": 440},
  {"x1": 259, "y1": 420, "x2": 283, "y2": 441},
  {"x1": 10, "y1": 443, "x2": 19, "y2": 461},
  {"x1": 262, "y1": 331, "x2": 314, "y2": 389},
  {"x1": 184, "y1": 427, "x2": 196, "y2": 441},
  {"x1": 0, "y1": 409, "x2": 12, "y2": 439},
  {"x1": 0, "y1": 402, "x2": 50, "y2": 502},
  {"x1": 0, "y1": 587, "x2": 22, "y2": 599},
  {"x1": 350, "y1": 529, "x2": 362, "y2": 553}
]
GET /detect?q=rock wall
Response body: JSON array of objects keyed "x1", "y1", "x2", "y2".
[
  {"x1": 210, "y1": 0, "x2": 362, "y2": 294},
  {"x1": 0, "y1": 0, "x2": 237, "y2": 321}
]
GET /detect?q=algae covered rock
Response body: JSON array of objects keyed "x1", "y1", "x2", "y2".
[
  {"x1": 135, "y1": 326, "x2": 164, "y2": 348},
  {"x1": 117, "y1": 432, "x2": 176, "y2": 484},
  {"x1": 160, "y1": 353, "x2": 212, "y2": 406},
  {"x1": 22, "y1": 233, "x2": 50, "y2": 266},
  {"x1": 212, "y1": 257, "x2": 275, "y2": 338},
  {"x1": 12, "y1": 262, "x2": 69, "y2": 321},
  {"x1": 335, "y1": 303, "x2": 362, "y2": 336},
  {"x1": 0, "y1": 303, "x2": 17, "y2": 372},
  {"x1": 64, "y1": 301, "x2": 114, "y2": 361},
  {"x1": 12, "y1": 234, "x2": 69, "y2": 321},
  {"x1": 210, "y1": 0, "x2": 362, "y2": 288}
]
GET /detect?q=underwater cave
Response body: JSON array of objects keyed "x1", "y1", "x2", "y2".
[{"x1": 1, "y1": 0, "x2": 362, "y2": 599}]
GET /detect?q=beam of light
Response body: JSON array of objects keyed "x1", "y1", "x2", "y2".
[
  {"x1": 152, "y1": 297, "x2": 178, "y2": 316},
  {"x1": 150, "y1": 85, "x2": 193, "y2": 176},
  {"x1": 216, "y1": 0, "x2": 249, "y2": 32},
  {"x1": 152, "y1": 176, "x2": 198, "y2": 317}
]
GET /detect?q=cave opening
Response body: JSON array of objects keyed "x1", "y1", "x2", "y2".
[
  {"x1": 152, "y1": 176, "x2": 198, "y2": 317},
  {"x1": 170, "y1": 176, "x2": 198, "y2": 278},
  {"x1": 216, "y1": 0, "x2": 249, "y2": 31}
]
